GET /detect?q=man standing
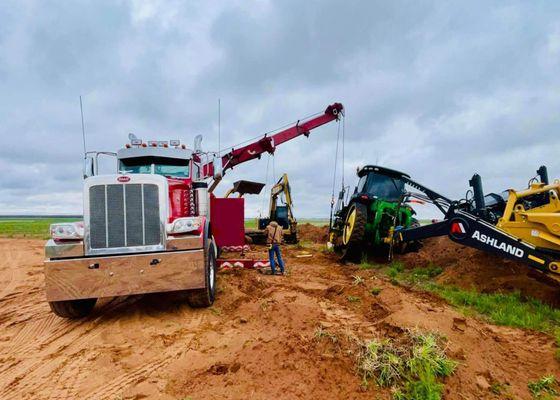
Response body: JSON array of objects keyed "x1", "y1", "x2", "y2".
[{"x1": 265, "y1": 221, "x2": 285, "y2": 275}]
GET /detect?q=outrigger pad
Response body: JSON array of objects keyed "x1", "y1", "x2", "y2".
[{"x1": 231, "y1": 180, "x2": 266, "y2": 196}]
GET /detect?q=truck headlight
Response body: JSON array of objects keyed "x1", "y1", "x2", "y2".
[
  {"x1": 167, "y1": 217, "x2": 202, "y2": 234},
  {"x1": 50, "y1": 221, "x2": 84, "y2": 240}
]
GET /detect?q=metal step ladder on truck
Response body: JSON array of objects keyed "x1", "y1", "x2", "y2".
[{"x1": 44, "y1": 103, "x2": 343, "y2": 318}]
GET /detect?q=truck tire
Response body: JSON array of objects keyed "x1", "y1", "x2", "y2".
[
  {"x1": 49, "y1": 298, "x2": 97, "y2": 318},
  {"x1": 340, "y1": 202, "x2": 367, "y2": 263},
  {"x1": 187, "y1": 240, "x2": 217, "y2": 308}
]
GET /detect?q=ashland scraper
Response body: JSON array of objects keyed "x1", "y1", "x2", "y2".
[{"x1": 330, "y1": 164, "x2": 560, "y2": 282}]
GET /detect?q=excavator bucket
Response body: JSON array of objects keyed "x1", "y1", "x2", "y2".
[{"x1": 225, "y1": 180, "x2": 266, "y2": 198}]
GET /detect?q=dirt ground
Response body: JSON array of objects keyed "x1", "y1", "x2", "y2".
[{"x1": 1, "y1": 232, "x2": 559, "y2": 399}]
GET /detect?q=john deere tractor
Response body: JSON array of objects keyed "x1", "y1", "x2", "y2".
[{"x1": 329, "y1": 165, "x2": 418, "y2": 262}]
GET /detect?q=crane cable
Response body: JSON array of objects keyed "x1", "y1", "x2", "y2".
[
  {"x1": 329, "y1": 119, "x2": 342, "y2": 229},
  {"x1": 259, "y1": 154, "x2": 271, "y2": 217},
  {"x1": 341, "y1": 111, "x2": 345, "y2": 190}
]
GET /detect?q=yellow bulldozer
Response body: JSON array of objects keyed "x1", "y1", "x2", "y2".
[{"x1": 388, "y1": 166, "x2": 560, "y2": 280}]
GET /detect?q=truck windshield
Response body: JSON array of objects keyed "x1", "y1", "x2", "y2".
[
  {"x1": 119, "y1": 157, "x2": 190, "y2": 178},
  {"x1": 364, "y1": 174, "x2": 404, "y2": 201}
]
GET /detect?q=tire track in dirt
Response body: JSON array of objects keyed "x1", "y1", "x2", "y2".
[{"x1": 0, "y1": 293, "x2": 148, "y2": 399}]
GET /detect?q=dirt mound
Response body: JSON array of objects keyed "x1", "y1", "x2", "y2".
[
  {"x1": 1, "y1": 238, "x2": 559, "y2": 399},
  {"x1": 397, "y1": 237, "x2": 560, "y2": 306},
  {"x1": 298, "y1": 223, "x2": 328, "y2": 243}
]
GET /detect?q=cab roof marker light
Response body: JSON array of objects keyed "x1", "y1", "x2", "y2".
[
  {"x1": 170, "y1": 140, "x2": 180, "y2": 147},
  {"x1": 157, "y1": 141, "x2": 168, "y2": 147}
]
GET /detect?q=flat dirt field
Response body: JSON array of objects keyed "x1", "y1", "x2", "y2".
[{"x1": 1, "y1": 226, "x2": 560, "y2": 399}]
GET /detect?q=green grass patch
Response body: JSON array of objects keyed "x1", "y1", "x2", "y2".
[
  {"x1": 428, "y1": 285, "x2": 560, "y2": 333},
  {"x1": 347, "y1": 295, "x2": 361, "y2": 303},
  {"x1": 370, "y1": 287, "x2": 382, "y2": 296},
  {"x1": 358, "y1": 330, "x2": 457, "y2": 400},
  {"x1": 244, "y1": 218, "x2": 329, "y2": 229},
  {"x1": 381, "y1": 264, "x2": 560, "y2": 334},
  {"x1": 528, "y1": 375, "x2": 558, "y2": 399},
  {"x1": 359, "y1": 261, "x2": 383, "y2": 270},
  {"x1": 0, "y1": 218, "x2": 79, "y2": 239}
]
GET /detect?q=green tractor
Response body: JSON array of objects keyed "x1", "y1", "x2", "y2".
[{"x1": 329, "y1": 165, "x2": 419, "y2": 262}]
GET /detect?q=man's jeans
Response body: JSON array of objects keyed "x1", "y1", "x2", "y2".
[{"x1": 268, "y1": 244, "x2": 285, "y2": 274}]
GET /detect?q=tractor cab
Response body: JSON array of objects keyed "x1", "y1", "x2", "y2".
[
  {"x1": 352, "y1": 165, "x2": 409, "y2": 203},
  {"x1": 329, "y1": 165, "x2": 416, "y2": 262}
]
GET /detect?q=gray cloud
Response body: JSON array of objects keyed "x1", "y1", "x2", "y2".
[{"x1": 1, "y1": 0, "x2": 559, "y2": 219}]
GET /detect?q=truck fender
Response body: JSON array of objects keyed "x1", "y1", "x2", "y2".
[{"x1": 203, "y1": 219, "x2": 218, "y2": 259}]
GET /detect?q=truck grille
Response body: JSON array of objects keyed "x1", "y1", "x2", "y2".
[{"x1": 88, "y1": 183, "x2": 162, "y2": 252}]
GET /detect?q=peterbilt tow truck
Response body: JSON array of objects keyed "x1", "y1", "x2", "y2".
[{"x1": 44, "y1": 103, "x2": 343, "y2": 318}]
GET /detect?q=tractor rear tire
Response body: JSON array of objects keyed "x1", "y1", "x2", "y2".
[
  {"x1": 187, "y1": 240, "x2": 217, "y2": 308},
  {"x1": 49, "y1": 298, "x2": 97, "y2": 319},
  {"x1": 340, "y1": 203, "x2": 367, "y2": 263}
]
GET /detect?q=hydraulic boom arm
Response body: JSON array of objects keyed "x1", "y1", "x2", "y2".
[{"x1": 202, "y1": 103, "x2": 343, "y2": 178}]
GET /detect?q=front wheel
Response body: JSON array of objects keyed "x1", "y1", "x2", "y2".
[
  {"x1": 49, "y1": 298, "x2": 97, "y2": 318},
  {"x1": 340, "y1": 202, "x2": 367, "y2": 263},
  {"x1": 187, "y1": 240, "x2": 217, "y2": 308}
]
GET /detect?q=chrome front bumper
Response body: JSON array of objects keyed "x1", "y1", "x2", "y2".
[{"x1": 44, "y1": 248, "x2": 205, "y2": 302}]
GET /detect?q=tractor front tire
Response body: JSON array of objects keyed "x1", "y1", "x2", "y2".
[
  {"x1": 187, "y1": 240, "x2": 217, "y2": 308},
  {"x1": 49, "y1": 298, "x2": 97, "y2": 318},
  {"x1": 340, "y1": 202, "x2": 367, "y2": 263}
]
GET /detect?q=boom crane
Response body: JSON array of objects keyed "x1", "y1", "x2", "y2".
[{"x1": 202, "y1": 103, "x2": 344, "y2": 186}]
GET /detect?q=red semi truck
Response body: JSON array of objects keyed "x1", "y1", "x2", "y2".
[{"x1": 44, "y1": 103, "x2": 343, "y2": 318}]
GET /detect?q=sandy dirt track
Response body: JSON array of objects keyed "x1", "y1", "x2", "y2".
[{"x1": 0, "y1": 236, "x2": 559, "y2": 399}]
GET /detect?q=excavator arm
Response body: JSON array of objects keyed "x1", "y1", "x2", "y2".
[
  {"x1": 202, "y1": 103, "x2": 343, "y2": 180},
  {"x1": 269, "y1": 173, "x2": 294, "y2": 222}
]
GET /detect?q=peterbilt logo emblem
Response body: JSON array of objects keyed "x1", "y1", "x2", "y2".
[{"x1": 117, "y1": 176, "x2": 131, "y2": 183}]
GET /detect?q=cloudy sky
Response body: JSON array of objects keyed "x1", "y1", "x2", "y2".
[{"x1": 1, "y1": 1, "x2": 560, "y2": 218}]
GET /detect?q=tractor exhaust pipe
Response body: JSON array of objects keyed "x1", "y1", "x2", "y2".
[
  {"x1": 537, "y1": 165, "x2": 549, "y2": 185},
  {"x1": 469, "y1": 174, "x2": 485, "y2": 214}
]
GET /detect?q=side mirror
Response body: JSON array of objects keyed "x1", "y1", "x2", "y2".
[
  {"x1": 212, "y1": 157, "x2": 223, "y2": 180},
  {"x1": 83, "y1": 157, "x2": 95, "y2": 179},
  {"x1": 194, "y1": 135, "x2": 203, "y2": 153}
]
